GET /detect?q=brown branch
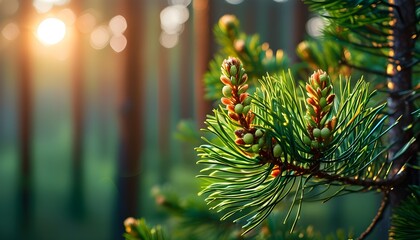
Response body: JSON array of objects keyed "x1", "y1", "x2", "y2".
[
  {"x1": 283, "y1": 162, "x2": 406, "y2": 190},
  {"x1": 357, "y1": 191, "x2": 389, "y2": 240}
]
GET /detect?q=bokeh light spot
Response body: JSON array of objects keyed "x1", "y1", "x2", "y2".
[
  {"x1": 58, "y1": 8, "x2": 76, "y2": 26},
  {"x1": 225, "y1": 0, "x2": 244, "y2": 4},
  {"x1": 109, "y1": 15, "x2": 127, "y2": 36},
  {"x1": 160, "y1": 31, "x2": 179, "y2": 49},
  {"x1": 77, "y1": 11, "x2": 97, "y2": 34},
  {"x1": 1, "y1": 22, "x2": 20, "y2": 41},
  {"x1": 90, "y1": 25, "x2": 110, "y2": 50},
  {"x1": 37, "y1": 18, "x2": 66, "y2": 45},
  {"x1": 169, "y1": 0, "x2": 192, "y2": 6},
  {"x1": 306, "y1": 16, "x2": 325, "y2": 37},
  {"x1": 110, "y1": 35, "x2": 127, "y2": 53},
  {"x1": 160, "y1": 5, "x2": 189, "y2": 34}
]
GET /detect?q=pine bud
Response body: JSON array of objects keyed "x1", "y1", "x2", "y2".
[
  {"x1": 320, "y1": 73, "x2": 328, "y2": 82},
  {"x1": 242, "y1": 105, "x2": 251, "y2": 114},
  {"x1": 311, "y1": 140, "x2": 320, "y2": 149},
  {"x1": 255, "y1": 129, "x2": 264, "y2": 137},
  {"x1": 321, "y1": 86, "x2": 332, "y2": 97},
  {"x1": 240, "y1": 68, "x2": 245, "y2": 76},
  {"x1": 319, "y1": 97, "x2": 327, "y2": 108},
  {"x1": 258, "y1": 137, "x2": 265, "y2": 147},
  {"x1": 243, "y1": 133, "x2": 254, "y2": 144},
  {"x1": 243, "y1": 96, "x2": 252, "y2": 105},
  {"x1": 218, "y1": 15, "x2": 239, "y2": 36},
  {"x1": 313, "y1": 128, "x2": 321, "y2": 138},
  {"x1": 234, "y1": 104, "x2": 244, "y2": 114},
  {"x1": 321, "y1": 128, "x2": 331, "y2": 138},
  {"x1": 229, "y1": 65, "x2": 237, "y2": 76},
  {"x1": 273, "y1": 144, "x2": 282, "y2": 157},
  {"x1": 222, "y1": 85, "x2": 232, "y2": 97},
  {"x1": 251, "y1": 144, "x2": 260, "y2": 153},
  {"x1": 230, "y1": 76, "x2": 237, "y2": 85}
]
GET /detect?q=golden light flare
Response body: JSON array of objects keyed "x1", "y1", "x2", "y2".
[{"x1": 36, "y1": 17, "x2": 66, "y2": 45}]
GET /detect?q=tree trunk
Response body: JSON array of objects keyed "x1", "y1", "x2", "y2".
[
  {"x1": 17, "y1": 2, "x2": 33, "y2": 237},
  {"x1": 385, "y1": 0, "x2": 419, "y2": 236},
  {"x1": 69, "y1": 0, "x2": 85, "y2": 219},
  {"x1": 193, "y1": 0, "x2": 213, "y2": 128},
  {"x1": 114, "y1": 1, "x2": 145, "y2": 238},
  {"x1": 157, "y1": 0, "x2": 171, "y2": 184}
]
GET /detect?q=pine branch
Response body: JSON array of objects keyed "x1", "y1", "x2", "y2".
[
  {"x1": 197, "y1": 57, "x2": 403, "y2": 234},
  {"x1": 357, "y1": 191, "x2": 389, "y2": 240}
]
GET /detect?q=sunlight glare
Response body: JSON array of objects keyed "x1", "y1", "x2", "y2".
[{"x1": 37, "y1": 18, "x2": 66, "y2": 45}]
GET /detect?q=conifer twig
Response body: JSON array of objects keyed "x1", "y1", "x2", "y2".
[{"x1": 357, "y1": 191, "x2": 389, "y2": 240}]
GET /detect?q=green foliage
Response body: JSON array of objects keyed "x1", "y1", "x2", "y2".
[
  {"x1": 255, "y1": 211, "x2": 353, "y2": 240},
  {"x1": 173, "y1": 119, "x2": 201, "y2": 145},
  {"x1": 389, "y1": 186, "x2": 420, "y2": 240},
  {"x1": 296, "y1": 38, "x2": 352, "y2": 77},
  {"x1": 151, "y1": 185, "x2": 243, "y2": 240},
  {"x1": 197, "y1": 58, "x2": 396, "y2": 234},
  {"x1": 304, "y1": 0, "x2": 392, "y2": 72},
  {"x1": 303, "y1": 0, "x2": 420, "y2": 79},
  {"x1": 123, "y1": 218, "x2": 166, "y2": 240},
  {"x1": 195, "y1": 1, "x2": 420, "y2": 237},
  {"x1": 204, "y1": 15, "x2": 289, "y2": 101}
]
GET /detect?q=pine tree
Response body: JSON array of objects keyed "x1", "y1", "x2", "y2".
[
  {"x1": 124, "y1": 1, "x2": 419, "y2": 239},
  {"x1": 196, "y1": 1, "x2": 419, "y2": 239}
]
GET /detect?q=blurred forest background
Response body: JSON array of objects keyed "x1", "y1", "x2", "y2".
[{"x1": 0, "y1": 0, "x2": 383, "y2": 239}]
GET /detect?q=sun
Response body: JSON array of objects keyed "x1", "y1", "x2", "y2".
[{"x1": 36, "y1": 17, "x2": 66, "y2": 45}]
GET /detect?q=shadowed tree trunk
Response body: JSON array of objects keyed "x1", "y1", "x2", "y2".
[
  {"x1": 69, "y1": 0, "x2": 85, "y2": 220},
  {"x1": 179, "y1": 21, "x2": 193, "y2": 120},
  {"x1": 17, "y1": 2, "x2": 33, "y2": 237},
  {"x1": 114, "y1": 0, "x2": 146, "y2": 239},
  {"x1": 193, "y1": 0, "x2": 213, "y2": 128},
  {"x1": 291, "y1": 1, "x2": 309, "y2": 63},
  {"x1": 158, "y1": 0, "x2": 171, "y2": 184},
  {"x1": 383, "y1": 0, "x2": 419, "y2": 236}
]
